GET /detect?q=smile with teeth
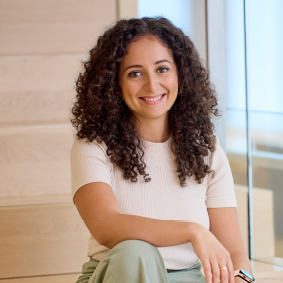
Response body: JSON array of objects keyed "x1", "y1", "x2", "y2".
[{"x1": 141, "y1": 94, "x2": 165, "y2": 102}]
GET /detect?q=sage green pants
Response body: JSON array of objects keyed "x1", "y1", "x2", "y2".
[{"x1": 76, "y1": 240, "x2": 206, "y2": 283}]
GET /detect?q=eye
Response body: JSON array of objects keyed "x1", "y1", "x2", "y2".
[
  {"x1": 157, "y1": 67, "x2": 169, "y2": 73},
  {"x1": 128, "y1": 71, "x2": 142, "y2": 78}
]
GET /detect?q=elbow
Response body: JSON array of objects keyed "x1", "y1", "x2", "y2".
[{"x1": 93, "y1": 230, "x2": 117, "y2": 249}]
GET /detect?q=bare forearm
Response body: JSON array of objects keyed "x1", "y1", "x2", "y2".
[
  {"x1": 231, "y1": 251, "x2": 253, "y2": 283},
  {"x1": 92, "y1": 212, "x2": 199, "y2": 248},
  {"x1": 231, "y1": 251, "x2": 252, "y2": 273},
  {"x1": 75, "y1": 183, "x2": 202, "y2": 249}
]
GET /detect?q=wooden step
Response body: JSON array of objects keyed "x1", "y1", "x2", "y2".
[
  {"x1": 0, "y1": 0, "x2": 116, "y2": 55},
  {"x1": 0, "y1": 56, "x2": 81, "y2": 125},
  {"x1": 0, "y1": 203, "x2": 89, "y2": 279},
  {"x1": 0, "y1": 193, "x2": 72, "y2": 207},
  {"x1": 254, "y1": 271, "x2": 283, "y2": 283},
  {"x1": 235, "y1": 185, "x2": 275, "y2": 259},
  {"x1": 1, "y1": 270, "x2": 282, "y2": 283},
  {"x1": 0, "y1": 273, "x2": 80, "y2": 283},
  {"x1": 0, "y1": 125, "x2": 73, "y2": 198}
]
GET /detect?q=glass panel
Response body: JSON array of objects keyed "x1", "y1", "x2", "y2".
[
  {"x1": 246, "y1": 0, "x2": 283, "y2": 113},
  {"x1": 245, "y1": 0, "x2": 283, "y2": 266},
  {"x1": 226, "y1": 109, "x2": 249, "y2": 253},
  {"x1": 137, "y1": 0, "x2": 207, "y2": 63},
  {"x1": 138, "y1": 0, "x2": 193, "y2": 29},
  {"x1": 224, "y1": 0, "x2": 246, "y2": 111},
  {"x1": 251, "y1": 111, "x2": 283, "y2": 266},
  {"x1": 225, "y1": 0, "x2": 283, "y2": 268},
  {"x1": 224, "y1": 1, "x2": 249, "y2": 254}
]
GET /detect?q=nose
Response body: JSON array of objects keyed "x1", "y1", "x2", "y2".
[{"x1": 143, "y1": 73, "x2": 160, "y2": 93}]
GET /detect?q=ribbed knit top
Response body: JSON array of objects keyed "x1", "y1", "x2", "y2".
[{"x1": 70, "y1": 136, "x2": 237, "y2": 270}]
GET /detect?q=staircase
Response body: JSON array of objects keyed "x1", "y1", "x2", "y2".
[{"x1": 0, "y1": 0, "x2": 116, "y2": 281}]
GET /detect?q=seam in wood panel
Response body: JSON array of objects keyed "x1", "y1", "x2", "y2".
[
  {"x1": 0, "y1": 272, "x2": 81, "y2": 281},
  {"x1": 0, "y1": 53, "x2": 86, "y2": 60},
  {"x1": 0, "y1": 124, "x2": 72, "y2": 134}
]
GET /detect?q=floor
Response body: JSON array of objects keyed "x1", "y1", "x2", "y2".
[{"x1": 1, "y1": 261, "x2": 283, "y2": 283}]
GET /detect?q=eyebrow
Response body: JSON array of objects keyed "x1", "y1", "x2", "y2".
[{"x1": 123, "y1": 59, "x2": 172, "y2": 72}]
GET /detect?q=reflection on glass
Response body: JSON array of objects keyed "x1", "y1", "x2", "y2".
[
  {"x1": 224, "y1": 0, "x2": 246, "y2": 111},
  {"x1": 251, "y1": 112, "x2": 283, "y2": 262},
  {"x1": 226, "y1": 110, "x2": 249, "y2": 253},
  {"x1": 225, "y1": 0, "x2": 283, "y2": 268},
  {"x1": 246, "y1": 0, "x2": 283, "y2": 113},
  {"x1": 246, "y1": 0, "x2": 283, "y2": 266}
]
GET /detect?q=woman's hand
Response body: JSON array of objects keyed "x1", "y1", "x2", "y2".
[{"x1": 191, "y1": 224, "x2": 235, "y2": 283}]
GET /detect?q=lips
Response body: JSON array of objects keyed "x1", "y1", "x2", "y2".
[{"x1": 140, "y1": 93, "x2": 166, "y2": 102}]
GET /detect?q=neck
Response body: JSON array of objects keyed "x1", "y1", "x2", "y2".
[{"x1": 134, "y1": 115, "x2": 170, "y2": 143}]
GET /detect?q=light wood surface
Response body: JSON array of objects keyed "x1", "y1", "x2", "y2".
[
  {"x1": 254, "y1": 271, "x2": 283, "y2": 283},
  {"x1": 0, "y1": 273, "x2": 80, "y2": 283},
  {"x1": 0, "y1": 0, "x2": 116, "y2": 55},
  {"x1": 0, "y1": 193, "x2": 72, "y2": 207},
  {"x1": 1, "y1": 270, "x2": 283, "y2": 283},
  {"x1": 2, "y1": 272, "x2": 282, "y2": 283},
  {"x1": 0, "y1": 203, "x2": 89, "y2": 279},
  {"x1": 235, "y1": 185, "x2": 274, "y2": 259},
  {"x1": 0, "y1": 55, "x2": 82, "y2": 125},
  {"x1": 117, "y1": 0, "x2": 138, "y2": 19},
  {"x1": 0, "y1": 126, "x2": 74, "y2": 198},
  {"x1": 235, "y1": 185, "x2": 249, "y2": 253},
  {"x1": 253, "y1": 187, "x2": 275, "y2": 258}
]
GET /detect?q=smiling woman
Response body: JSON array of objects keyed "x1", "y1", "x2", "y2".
[
  {"x1": 70, "y1": 17, "x2": 252, "y2": 283},
  {"x1": 118, "y1": 37, "x2": 178, "y2": 140}
]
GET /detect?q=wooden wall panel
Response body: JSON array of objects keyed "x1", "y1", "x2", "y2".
[
  {"x1": 0, "y1": 126, "x2": 74, "y2": 198},
  {"x1": 0, "y1": 56, "x2": 83, "y2": 125},
  {"x1": 0, "y1": 0, "x2": 116, "y2": 55},
  {"x1": 253, "y1": 187, "x2": 275, "y2": 258},
  {"x1": 0, "y1": 274, "x2": 80, "y2": 283},
  {"x1": 235, "y1": 185, "x2": 275, "y2": 258},
  {"x1": 235, "y1": 185, "x2": 249, "y2": 253},
  {"x1": 0, "y1": 204, "x2": 89, "y2": 279}
]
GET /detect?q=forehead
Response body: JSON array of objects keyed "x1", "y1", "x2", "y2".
[{"x1": 121, "y1": 36, "x2": 174, "y2": 65}]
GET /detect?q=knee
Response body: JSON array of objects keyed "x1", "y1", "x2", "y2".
[{"x1": 109, "y1": 240, "x2": 160, "y2": 260}]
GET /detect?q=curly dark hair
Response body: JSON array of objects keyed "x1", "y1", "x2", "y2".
[{"x1": 71, "y1": 17, "x2": 219, "y2": 187}]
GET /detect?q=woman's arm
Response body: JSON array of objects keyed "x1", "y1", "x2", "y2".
[
  {"x1": 74, "y1": 182, "x2": 198, "y2": 248},
  {"x1": 74, "y1": 182, "x2": 234, "y2": 283},
  {"x1": 208, "y1": 207, "x2": 253, "y2": 283}
]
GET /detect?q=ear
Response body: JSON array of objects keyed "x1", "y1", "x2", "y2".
[
  {"x1": 116, "y1": 86, "x2": 122, "y2": 97},
  {"x1": 116, "y1": 87, "x2": 124, "y2": 102}
]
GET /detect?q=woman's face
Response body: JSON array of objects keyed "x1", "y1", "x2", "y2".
[{"x1": 118, "y1": 36, "x2": 178, "y2": 125}]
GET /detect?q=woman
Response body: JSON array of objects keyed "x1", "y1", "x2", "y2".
[{"x1": 71, "y1": 17, "x2": 253, "y2": 283}]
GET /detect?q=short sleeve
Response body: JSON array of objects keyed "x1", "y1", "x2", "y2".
[
  {"x1": 70, "y1": 138, "x2": 112, "y2": 199},
  {"x1": 205, "y1": 137, "x2": 237, "y2": 208}
]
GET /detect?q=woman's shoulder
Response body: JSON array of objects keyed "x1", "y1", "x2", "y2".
[
  {"x1": 71, "y1": 137, "x2": 110, "y2": 165},
  {"x1": 207, "y1": 135, "x2": 231, "y2": 176},
  {"x1": 205, "y1": 135, "x2": 229, "y2": 171}
]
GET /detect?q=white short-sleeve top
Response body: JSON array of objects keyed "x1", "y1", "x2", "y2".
[{"x1": 70, "y1": 136, "x2": 237, "y2": 270}]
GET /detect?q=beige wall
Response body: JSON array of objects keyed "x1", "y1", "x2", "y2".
[
  {"x1": 0, "y1": 0, "x2": 117, "y2": 279},
  {"x1": 0, "y1": 0, "x2": 116, "y2": 200}
]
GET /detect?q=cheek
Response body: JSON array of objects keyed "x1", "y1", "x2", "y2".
[
  {"x1": 164, "y1": 73, "x2": 178, "y2": 87},
  {"x1": 121, "y1": 81, "x2": 140, "y2": 97}
]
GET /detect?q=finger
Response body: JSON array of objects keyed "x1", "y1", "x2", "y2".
[
  {"x1": 227, "y1": 260, "x2": 235, "y2": 283},
  {"x1": 211, "y1": 261, "x2": 220, "y2": 283},
  {"x1": 202, "y1": 260, "x2": 212, "y2": 283},
  {"x1": 219, "y1": 265, "x2": 229, "y2": 283}
]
